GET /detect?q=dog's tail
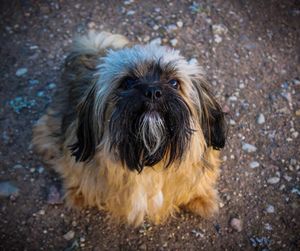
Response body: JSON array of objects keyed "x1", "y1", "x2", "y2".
[{"x1": 71, "y1": 30, "x2": 130, "y2": 56}]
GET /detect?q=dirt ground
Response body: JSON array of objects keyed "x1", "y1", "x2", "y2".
[{"x1": 1, "y1": 0, "x2": 300, "y2": 250}]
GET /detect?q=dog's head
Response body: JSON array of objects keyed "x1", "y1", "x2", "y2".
[{"x1": 70, "y1": 44, "x2": 226, "y2": 172}]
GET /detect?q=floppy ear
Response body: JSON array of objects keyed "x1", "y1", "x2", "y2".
[
  {"x1": 69, "y1": 84, "x2": 100, "y2": 162},
  {"x1": 191, "y1": 79, "x2": 227, "y2": 150}
]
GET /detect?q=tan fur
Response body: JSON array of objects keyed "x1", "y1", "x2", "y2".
[{"x1": 33, "y1": 31, "x2": 223, "y2": 226}]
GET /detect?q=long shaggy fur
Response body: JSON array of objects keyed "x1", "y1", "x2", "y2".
[{"x1": 33, "y1": 31, "x2": 226, "y2": 226}]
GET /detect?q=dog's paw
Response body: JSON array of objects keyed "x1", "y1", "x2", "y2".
[{"x1": 185, "y1": 194, "x2": 219, "y2": 218}]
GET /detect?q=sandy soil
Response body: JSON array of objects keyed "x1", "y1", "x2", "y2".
[{"x1": 0, "y1": 0, "x2": 300, "y2": 250}]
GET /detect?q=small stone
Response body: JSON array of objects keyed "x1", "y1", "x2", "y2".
[
  {"x1": 249, "y1": 161, "x2": 260, "y2": 169},
  {"x1": 229, "y1": 119, "x2": 236, "y2": 125},
  {"x1": 150, "y1": 37, "x2": 161, "y2": 45},
  {"x1": 87, "y1": 22, "x2": 96, "y2": 29},
  {"x1": 176, "y1": 21, "x2": 183, "y2": 28},
  {"x1": 296, "y1": 109, "x2": 300, "y2": 116},
  {"x1": 39, "y1": 209, "x2": 45, "y2": 215},
  {"x1": 28, "y1": 79, "x2": 39, "y2": 85},
  {"x1": 256, "y1": 113, "x2": 265, "y2": 124},
  {"x1": 153, "y1": 25, "x2": 159, "y2": 30},
  {"x1": 126, "y1": 10, "x2": 135, "y2": 16},
  {"x1": 266, "y1": 205, "x2": 275, "y2": 213},
  {"x1": 37, "y1": 166, "x2": 44, "y2": 174},
  {"x1": 47, "y1": 82, "x2": 56, "y2": 89},
  {"x1": 230, "y1": 218, "x2": 242, "y2": 232},
  {"x1": 166, "y1": 24, "x2": 177, "y2": 32},
  {"x1": 292, "y1": 131, "x2": 299, "y2": 138},
  {"x1": 0, "y1": 181, "x2": 19, "y2": 197},
  {"x1": 283, "y1": 174, "x2": 292, "y2": 182},
  {"x1": 191, "y1": 229, "x2": 204, "y2": 238},
  {"x1": 63, "y1": 230, "x2": 75, "y2": 241},
  {"x1": 170, "y1": 38, "x2": 178, "y2": 46},
  {"x1": 291, "y1": 188, "x2": 300, "y2": 196},
  {"x1": 264, "y1": 223, "x2": 272, "y2": 231},
  {"x1": 214, "y1": 34, "x2": 222, "y2": 43},
  {"x1": 242, "y1": 143, "x2": 257, "y2": 153},
  {"x1": 228, "y1": 96, "x2": 237, "y2": 102},
  {"x1": 16, "y1": 68, "x2": 28, "y2": 77},
  {"x1": 222, "y1": 105, "x2": 230, "y2": 113},
  {"x1": 13, "y1": 164, "x2": 23, "y2": 169},
  {"x1": 212, "y1": 24, "x2": 228, "y2": 35},
  {"x1": 47, "y1": 185, "x2": 63, "y2": 205},
  {"x1": 188, "y1": 58, "x2": 198, "y2": 65},
  {"x1": 267, "y1": 177, "x2": 280, "y2": 184},
  {"x1": 143, "y1": 35, "x2": 150, "y2": 42}
]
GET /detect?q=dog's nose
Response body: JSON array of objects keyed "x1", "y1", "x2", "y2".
[{"x1": 144, "y1": 86, "x2": 162, "y2": 100}]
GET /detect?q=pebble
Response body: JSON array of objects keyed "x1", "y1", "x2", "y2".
[
  {"x1": 13, "y1": 164, "x2": 23, "y2": 169},
  {"x1": 170, "y1": 38, "x2": 178, "y2": 46},
  {"x1": 28, "y1": 79, "x2": 39, "y2": 86},
  {"x1": 249, "y1": 161, "x2": 260, "y2": 169},
  {"x1": 256, "y1": 113, "x2": 265, "y2": 124},
  {"x1": 176, "y1": 21, "x2": 183, "y2": 28},
  {"x1": 214, "y1": 34, "x2": 222, "y2": 43},
  {"x1": 266, "y1": 205, "x2": 275, "y2": 213},
  {"x1": 295, "y1": 109, "x2": 300, "y2": 116},
  {"x1": 150, "y1": 37, "x2": 162, "y2": 45},
  {"x1": 47, "y1": 185, "x2": 63, "y2": 205},
  {"x1": 47, "y1": 82, "x2": 56, "y2": 89},
  {"x1": 16, "y1": 68, "x2": 28, "y2": 77},
  {"x1": 153, "y1": 25, "x2": 159, "y2": 31},
  {"x1": 264, "y1": 223, "x2": 272, "y2": 231},
  {"x1": 292, "y1": 131, "x2": 299, "y2": 138},
  {"x1": 0, "y1": 181, "x2": 19, "y2": 197},
  {"x1": 191, "y1": 229, "x2": 204, "y2": 238},
  {"x1": 188, "y1": 58, "x2": 198, "y2": 65},
  {"x1": 126, "y1": 10, "x2": 135, "y2": 16},
  {"x1": 229, "y1": 119, "x2": 236, "y2": 125},
  {"x1": 291, "y1": 188, "x2": 300, "y2": 196},
  {"x1": 166, "y1": 24, "x2": 177, "y2": 32},
  {"x1": 212, "y1": 24, "x2": 228, "y2": 35},
  {"x1": 63, "y1": 230, "x2": 75, "y2": 241},
  {"x1": 267, "y1": 177, "x2": 280, "y2": 184},
  {"x1": 242, "y1": 143, "x2": 257, "y2": 153},
  {"x1": 283, "y1": 174, "x2": 292, "y2": 182},
  {"x1": 230, "y1": 218, "x2": 242, "y2": 232}
]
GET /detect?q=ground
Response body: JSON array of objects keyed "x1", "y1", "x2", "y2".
[{"x1": 0, "y1": 0, "x2": 300, "y2": 250}]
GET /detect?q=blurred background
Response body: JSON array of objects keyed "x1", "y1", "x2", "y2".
[{"x1": 0, "y1": 0, "x2": 299, "y2": 250}]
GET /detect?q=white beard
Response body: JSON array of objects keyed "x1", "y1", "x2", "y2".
[{"x1": 139, "y1": 112, "x2": 166, "y2": 155}]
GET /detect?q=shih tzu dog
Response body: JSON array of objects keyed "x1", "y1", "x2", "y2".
[{"x1": 33, "y1": 31, "x2": 226, "y2": 226}]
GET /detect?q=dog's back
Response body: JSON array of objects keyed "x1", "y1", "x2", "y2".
[{"x1": 32, "y1": 31, "x2": 129, "y2": 163}]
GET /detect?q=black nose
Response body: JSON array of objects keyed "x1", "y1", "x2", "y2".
[{"x1": 144, "y1": 86, "x2": 162, "y2": 100}]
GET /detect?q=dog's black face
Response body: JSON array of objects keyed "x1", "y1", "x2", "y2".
[{"x1": 109, "y1": 62, "x2": 193, "y2": 172}]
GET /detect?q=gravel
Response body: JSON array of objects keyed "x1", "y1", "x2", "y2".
[
  {"x1": 0, "y1": 181, "x2": 19, "y2": 197},
  {"x1": 266, "y1": 205, "x2": 275, "y2": 213},
  {"x1": 242, "y1": 143, "x2": 257, "y2": 153},
  {"x1": 15, "y1": 68, "x2": 28, "y2": 77},
  {"x1": 249, "y1": 161, "x2": 260, "y2": 169},
  {"x1": 267, "y1": 177, "x2": 280, "y2": 184},
  {"x1": 230, "y1": 218, "x2": 243, "y2": 232},
  {"x1": 256, "y1": 113, "x2": 265, "y2": 124},
  {"x1": 63, "y1": 230, "x2": 75, "y2": 241}
]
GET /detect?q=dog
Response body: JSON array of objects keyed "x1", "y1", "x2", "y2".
[{"x1": 33, "y1": 31, "x2": 226, "y2": 226}]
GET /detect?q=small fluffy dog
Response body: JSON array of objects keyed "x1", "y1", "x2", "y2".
[{"x1": 33, "y1": 31, "x2": 226, "y2": 226}]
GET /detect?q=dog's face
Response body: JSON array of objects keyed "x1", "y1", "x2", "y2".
[{"x1": 71, "y1": 44, "x2": 226, "y2": 172}]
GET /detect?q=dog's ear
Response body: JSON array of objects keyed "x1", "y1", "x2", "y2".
[
  {"x1": 191, "y1": 79, "x2": 227, "y2": 150},
  {"x1": 69, "y1": 84, "x2": 100, "y2": 162}
]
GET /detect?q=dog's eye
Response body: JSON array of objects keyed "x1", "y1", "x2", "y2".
[
  {"x1": 123, "y1": 77, "x2": 137, "y2": 89},
  {"x1": 168, "y1": 79, "x2": 180, "y2": 89}
]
